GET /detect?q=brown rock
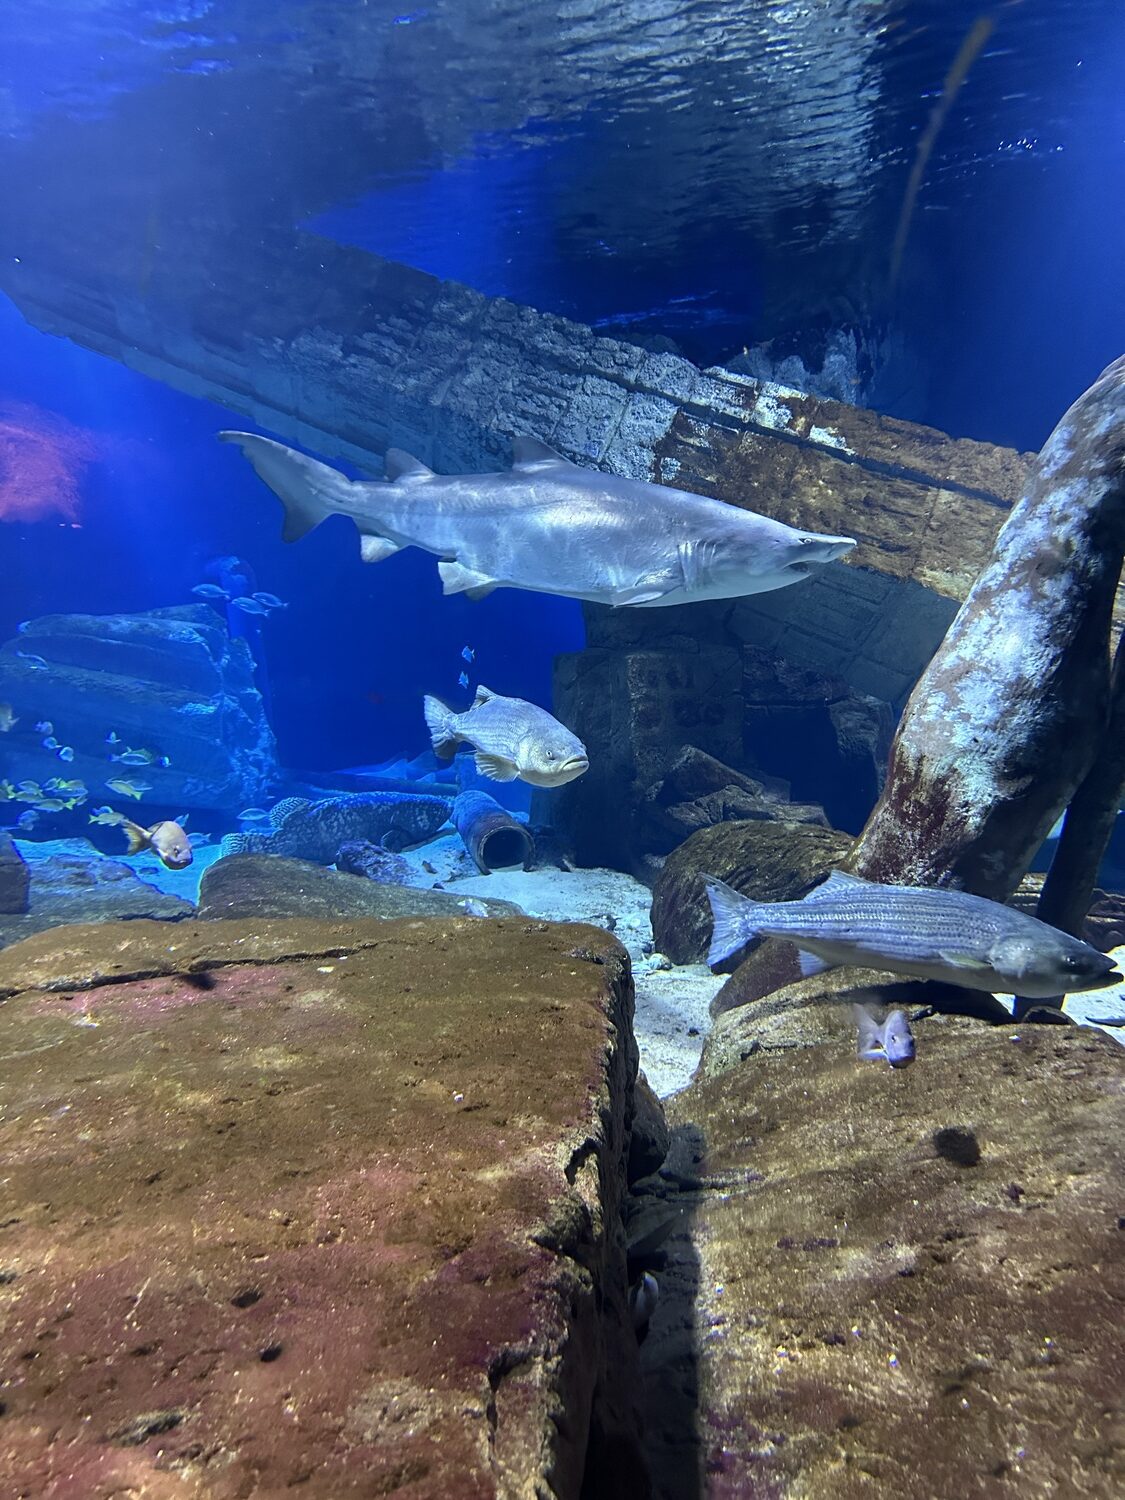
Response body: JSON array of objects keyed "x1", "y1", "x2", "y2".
[
  {"x1": 0, "y1": 917, "x2": 649, "y2": 1498},
  {"x1": 649, "y1": 820, "x2": 852, "y2": 966},
  {"x1": 0, "y1": 831, "x2": 29, "y2": 914},
  {"x1": 540, "y1": 647, "x2": 745, "y2": 870},
  {"x1": 665, "y1": 1015, "x2": 1125, "y2": 1497},
  {"x1": 197, "y1": 852, "x2": 521, "y2": 922}
]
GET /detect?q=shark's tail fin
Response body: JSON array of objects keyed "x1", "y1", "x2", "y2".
[
  {"x1": 219, "y1": 432, "x2": 359, "y2": 543},
  {"x1": 423, "y1": 695, "x2": 461, "y2": 760},
  {"x1": 702, "y1": 875, "x2": 762, "y2": 969}
]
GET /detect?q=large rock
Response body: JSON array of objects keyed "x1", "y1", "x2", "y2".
[
  {"x1": 637, "y1": 745, "x2": 828, "y2": 855},
  {"x1": 0, "y1": 831, "x2": 29, "y2": 914},
  {"x1": 541, "y1": 647, "x2": 744, "y2": 871},
  {"x1": 649, "y1": 820, "x2": 852, "y2": 966},
  {"x1": 0, "y1": 916, "x2": 648, "y2": 1497},
  {"x1": 655, "y1": 1010, "x2": 1125, "y2": 1498},
  {"x1": 0, "y1": 607, "x2": 277, "y2": 818},
  {"x1": 198, "y1": 853, "x2": 523, "y2": 922},
  {"x1": 0, "y1": 842, "x2": 193, "y2": 949},
  {"x1": 742, "y1": 644, "x2": 894, "y2": 833}
]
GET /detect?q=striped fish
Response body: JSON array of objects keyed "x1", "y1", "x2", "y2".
[{"x1": 703, "y1": 869, "x2": 1120, "y2": 999}]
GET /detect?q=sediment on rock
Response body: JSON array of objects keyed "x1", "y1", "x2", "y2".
[{"x1": 0, "y1": 916, "x2": 650, "y2": 1499}]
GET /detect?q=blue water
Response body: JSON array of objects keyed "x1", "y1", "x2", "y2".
[{"x1": 2, "y1": 0, "x2": 1124, "y2": 788}]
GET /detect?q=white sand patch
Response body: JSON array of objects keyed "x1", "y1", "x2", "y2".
[{"x1": 399, "y1": 844, "x2": 722, "y2": 1095}]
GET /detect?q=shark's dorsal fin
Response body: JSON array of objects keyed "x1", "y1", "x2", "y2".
[
  {"x1": 512, "y1": 437, "x2": 569, "y2": 471},
  {"x1": 385, "y1": 448, "x2": 434, "y2": 481},
  {"x1": 472, "y1": 684, "x2": 499, "y2": 708}
]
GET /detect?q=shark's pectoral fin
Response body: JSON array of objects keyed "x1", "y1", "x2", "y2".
[
  {"x1": 475, "y1": 753, "x2": 519, "y2": 782},
  {"x1": 511, "y1": 436, "x2": 570, "y2": 471},
  {"x1": 359, "y1": 535, "x2": 402, "y2": 564},
  {"x1": 614, "y1": 581, "x2": 676, "y2": 607},
  {"x1": 438, "y1": 561, "x2": 500, "y2": 599}
]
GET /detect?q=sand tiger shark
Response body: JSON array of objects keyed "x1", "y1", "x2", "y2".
[{"x1": 219, "y1": 432, "x2": 856, "y2": 607}]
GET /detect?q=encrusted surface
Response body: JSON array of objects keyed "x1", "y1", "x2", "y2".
[
  {"x1": 668, "y1": 1014, "x2": 1125, "y2": 1497},
  {"x1": 0, "y1": 917, "x2": 645, "y2": 1498}
]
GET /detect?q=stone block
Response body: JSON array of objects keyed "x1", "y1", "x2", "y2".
[{"x1": 0, "y1": 916, "x2": 649, "y2": 1498}]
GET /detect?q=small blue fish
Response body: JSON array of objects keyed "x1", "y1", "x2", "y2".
[
  {"x1": 16, "y1": 621, "x2": 30, "y2": 633},
  {"x1": 16, "y1": 809, "x2": 38, "y2": 831},
  {"x1": 250, "y1": 591, "x2": 288, "y2": 610},
  {"x1": 238, "y1": 807, "x2": 270, "y2": 822},
  {"x1": 106, "y1": 731, "x2": 121, "y2": 745},
  {"x1": 56, "y1": 746, "x2": 75, "y2": 763},
  {"x1": 157, "y1": 755, "x2": 171, "y2": 768},
  {"x1": 461, "y1": 646, "x2": 475, "y2": 663},
  {"x1": 458, "y1": 671, "x2": 470, "y2": 688},
  {"x1": 231, "y1": 596, "x2": 271, "y2": 617},
  {"x1": 853, "y1": 1005, "x2": 915, "y2": 1069},
  {"x1": 192, "y1": 583, "x2": 230, "y2": 600},
  {"x1": 16, "y1": 652, "x2": 47, "y2": 670},
  {"x1": 188, "y1": 831, "x2": 213, "y2": 847},
  {"x1": 42, "y1": 736, "x2": 60, "y2": 750},
  {"x1": 34, "y1": 720, "x2": 53, "y2": 735}
]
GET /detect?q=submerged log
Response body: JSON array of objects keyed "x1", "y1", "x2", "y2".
[
  {"x1": 850, "y1": 355, "x2": 1125, "y2": 899},
  {"x1": 1037, "y1": 630, "x2": 1125, "y2": 934}
]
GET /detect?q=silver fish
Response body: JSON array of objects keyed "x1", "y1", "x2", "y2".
[
  {"x1": 461, "y1": 645, "x2": 475, "y2": 663},
  {"x1": 703, "y1": 869, "x2": 1121, "y2": 999},
  {"x1": 853, "y1": 1004, "x2": 915, "y2": 1068},
  {"x1": 424, "y1": 684, "x2": 589, "y2": 787},
  {"x1": 56, "y1": 746, "x2": 74, "y2": 762},
  {"x1": 231, "y1": 595, "x2": 271, "y2": 616},
  {"x1": 250, "y1": 591, "x2": 288, "y2": 609},
  {"x1": 220, "y1": 432, "x2": 856, "y2": 608},
  {"x1": 458, "y1": 671, "x2": 470, "y2": 688},
  {"x1": 191, "y1": 583, "x2": 230, "y2": 600}
]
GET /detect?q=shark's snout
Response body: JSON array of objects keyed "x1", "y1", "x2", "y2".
[{"x1": 797, "y1": 534, "x2": 857, "y2": 563}]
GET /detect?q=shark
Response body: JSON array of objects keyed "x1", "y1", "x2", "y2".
[{"x1": 219, "y1": 432, "x2": 857, "y2": 607}]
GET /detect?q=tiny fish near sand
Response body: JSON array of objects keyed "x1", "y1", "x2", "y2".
[
  {"x1": 424, "y1": 685, "x2": 589, "y2": 788},
  {"x1": 853, "y1": 1004, "x2": 915, "y2": 1069},
  {"x1": 703, "y1": 869, "x2": 1120, "y2": 999}
]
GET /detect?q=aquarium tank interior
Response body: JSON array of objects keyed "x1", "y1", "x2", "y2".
[{"x1": 1, "y1": 2, "x2": 1124, "y2": 1495}]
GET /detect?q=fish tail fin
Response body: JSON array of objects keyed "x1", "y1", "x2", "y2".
[
  {"x1": 423, "y1": 695, "x2": 461, "y2": 759},
  {"x1": 219, "y1": 432, "x2": 358, "y2": 543},
  {"x1": 702, "y1": 875, "x2": 762, "y2": 968},
  {"x1": 121, "y1": 819, "x2": 150, "y2": 855}
]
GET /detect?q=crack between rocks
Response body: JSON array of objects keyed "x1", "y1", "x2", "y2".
[{"x1": 0, "y1": 938, "x2": 395, "y2": 1001}]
